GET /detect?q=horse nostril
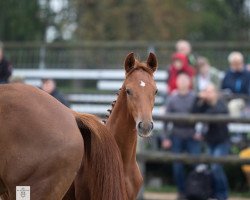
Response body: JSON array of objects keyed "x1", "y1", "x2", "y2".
[
  {"x1": 151, "y1": 122, "x2": 154, "y2": 130},
  {"x1": 138, "y1": 122, "x2": 143, "y2": 130}
]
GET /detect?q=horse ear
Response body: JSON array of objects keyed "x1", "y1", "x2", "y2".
[
  {"x1": 147, "y1": 52, "x2": 158, "y2": 72},
  {"x1": 124, "y1": 52, "x2": 135, "y2": 73}
]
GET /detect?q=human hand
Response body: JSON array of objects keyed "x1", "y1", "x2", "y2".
[
  {"x1": 193, "y1": 133, "x2": 203, "y2": 141},
  {"x1": 162, "y1": 139, "x2": 172, "y2": 149},
  {"x1": 198, "y1": 91, "x2": 207, "y2": 100}
]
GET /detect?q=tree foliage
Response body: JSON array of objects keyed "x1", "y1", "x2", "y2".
[
  {"x1": 0, "y1": 0, "x2": 45, "y2": 41},
  {"x1": 74, "y1": 0, "x2": 250, "y2": 41},
  {"x1": 0, "y1": 0, "x2": 249, "y2": 41}
]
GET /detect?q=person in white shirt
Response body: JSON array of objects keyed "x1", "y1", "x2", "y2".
[{"x1": 194, "y1": 56, "x2": 221, "y2": 92}]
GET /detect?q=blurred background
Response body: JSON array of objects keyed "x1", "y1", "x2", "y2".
[
  {"x1": 1, "y1": 0, "x2": 250, "y2": 70},
  {"x1": 1, "y1": 1, "x2": 250, "y2": 200}
]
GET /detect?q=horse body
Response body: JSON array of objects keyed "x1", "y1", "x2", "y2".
[
  {"x1": 0, "y1": 83, "x2": 127, "y2": 200},
  {"x1": 0, "y1": 83, "x2": 84, "y2": 199},
  {"x1": 106, "y1": 53, "x2": 158, "y2": 199}
]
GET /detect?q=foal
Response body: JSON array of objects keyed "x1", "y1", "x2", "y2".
[{"x1": 105, "y1": 52, "x2": 158, "y2": 199}]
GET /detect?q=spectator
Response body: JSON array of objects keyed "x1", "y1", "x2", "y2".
[
  {"x1": 0, "y1": 41, "x2": 12, "y2": 83},
  {"x1": 222, "y1": 51, "x2": 250, "y2": 95},
  {"x1": 192, "y1": 84, "x2": 230, "y2": 200},
  {"x1": 176, "y1": 40, "x2": 196, "y2": 66},
  {"x1": 162, "y1": 73, "x2": 201, "y2": 200},
  {"x1": 194, "y1": 56, "x2": 221, "y2": 92},
  {"x1": 42, "y1": 79, "x2": 70, "y2": 107},
  {"x1": 167, "y1": 53, "x2": 195, "y2": 93}
]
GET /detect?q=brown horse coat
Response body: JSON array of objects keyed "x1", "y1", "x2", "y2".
[
  {"x1": 0, "y1": 83, "x2": 127, "y2": 200},
  {"x1": 0, "y1": 83, "x2": 84, "y2": 200}
]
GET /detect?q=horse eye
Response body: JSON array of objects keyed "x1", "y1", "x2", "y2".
[
  {"x1": 155, "y1": 89, "x2": 158, "y2": 95},
  {"x1": 126, "y1": 89, "x2": 132, "y2": 95}
]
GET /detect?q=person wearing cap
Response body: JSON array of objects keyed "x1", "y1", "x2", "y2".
[
  {"x1": 0, "y1": 41, "x2": 12, "y2": 84},
  {"x1": 167, "y1": 53, "x2": 196, "y2": 93}
]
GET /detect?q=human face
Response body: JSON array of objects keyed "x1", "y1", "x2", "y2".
[
  {"x1": 176, "y1": 74, "x2": 191, "y2": 91},
  {"x1": 173, "y1": 59, "x2": 183, "y2": 70},
  {"x1": 230, "y1": 58, "x2": 244, "y2": 72},
  {"x1": 204, "y1": 85, "x2": 218, "y2": 104}
]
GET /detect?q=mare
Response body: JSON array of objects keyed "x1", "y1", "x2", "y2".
[
  {"x1": 0, "y1": 83, "x2": 126, "y2": 200},
  {"x1": 105, "y1": 52, "x2": 158, "y2": 199}
]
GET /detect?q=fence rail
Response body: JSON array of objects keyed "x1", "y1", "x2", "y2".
[
  {"x1": 5, "y1": 41, "x2": 250, "y2": 70},
  {"x1": 13, "y1": 69, "x2": 167, "y2": 81},
  {"x1": 153, "y1": 114, "x2": 250, "y2": 124},
  {"x1": 137, "y1": 151, "x2": 250, "y2": 165}
]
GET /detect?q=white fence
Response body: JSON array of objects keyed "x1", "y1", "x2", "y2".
[{"x1": 12, "y1": 68, "x2": 249, "y2": 133}]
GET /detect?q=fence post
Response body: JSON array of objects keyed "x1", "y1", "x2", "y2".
[{"x1": 39, "y1": 44, "x2": 46, "y2": 69}]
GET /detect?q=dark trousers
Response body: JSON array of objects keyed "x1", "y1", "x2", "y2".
[
  {"x1": 208, "y1": 142, "x2": 229, "y2": 200},
  {"x1": 171, "y1": 135, "x2": 201, "y2": 194}
]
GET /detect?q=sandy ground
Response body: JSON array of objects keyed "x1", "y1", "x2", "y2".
[{"x1": 144, "y1": 192, "x2": 249, "y2": 200}]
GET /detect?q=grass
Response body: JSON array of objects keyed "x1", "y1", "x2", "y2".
[
  {"x1": 230, "y1": 191, "x2": 250, "y2": 198},
  {"x1": 146, "y1": 185, "x2": 176, "y2": 193}
]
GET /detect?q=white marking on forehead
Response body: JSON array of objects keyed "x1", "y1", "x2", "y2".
[{"x1": 140, "y1": 80, "x2": 146, "y2": 87}]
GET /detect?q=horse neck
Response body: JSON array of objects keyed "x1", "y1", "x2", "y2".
[{"x1": 106, "y1": 87, "x2": 137, "y2": 168}]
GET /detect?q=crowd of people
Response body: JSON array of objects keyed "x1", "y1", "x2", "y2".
[
  {"x1": 163, "y1": 40, "x2": 250, "y2": 200},
  {"x1": 1, "y1": 39, "x2": 250, "y2": 200}
]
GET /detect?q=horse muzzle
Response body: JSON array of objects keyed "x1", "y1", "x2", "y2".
[{"x1": 137, "y1": 121, "x2": 154, "y2": 138}]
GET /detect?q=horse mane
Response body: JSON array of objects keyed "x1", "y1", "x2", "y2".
[
  {"x1": 103, "y1": 88, "x2": 122, "y2": 124},
  {"x1": 103, "y1": 60, "x2": 154, "y2": 124}
]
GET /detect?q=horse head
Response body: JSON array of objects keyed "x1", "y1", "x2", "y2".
[{"x1": 123, "y1": 52, "x2": 158, "y2": 137}]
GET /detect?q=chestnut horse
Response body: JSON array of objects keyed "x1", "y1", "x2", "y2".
[
  {"x1": 65, "y1": 53, "x2": 158, "y2": 200},
  {"x1": 105, "y1": 52, "x2": 158, "y2": 199},
  {"x1": 0, "y1": 83, "x2": 126, "y2": 200}
]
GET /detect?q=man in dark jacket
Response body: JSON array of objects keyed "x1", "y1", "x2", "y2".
[
  {"x1": 41, "y1": 79, "x2": 70, "y2": 107},
  {"x1": 222, "y1": 51, "x2": 250, "y2": 95},
  {"x1": 193, "y1": 84, "x2": 229, "y2": 200},
  {"x1": 0, "y1": 41, "x2": 12, "y2": 83}
]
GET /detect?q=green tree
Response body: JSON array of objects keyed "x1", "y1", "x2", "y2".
[
  {"x1": 75, "y1": 0, "x2": 157, "y2": 40},
  {"x1": 0, "y1": 0, "x2": 44, "y2": 41},
  {"x1": 187, "y1": 0, "x2": 250, "y2": 40},
  {"x1": 74, "y1": 0, "x2": 250, "y2": 41}
]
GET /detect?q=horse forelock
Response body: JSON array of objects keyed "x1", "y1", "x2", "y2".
[{"x1": 126, "y1": 60, "x2": 154, "y2": 78}]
